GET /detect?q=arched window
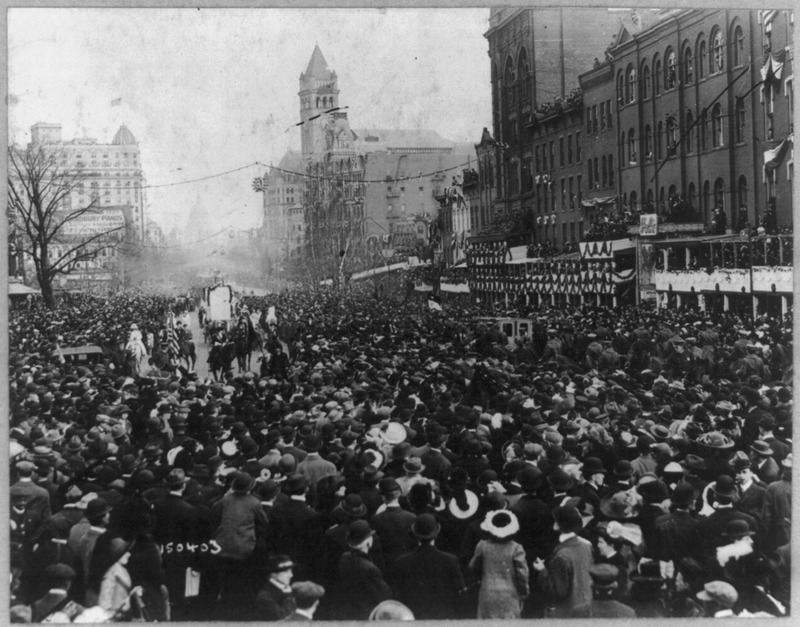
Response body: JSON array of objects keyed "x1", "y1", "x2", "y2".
[
  {"x1": 630, "y1": 191, "x2": 638, "y2": 210},
  {"x1": 653, "y1": 55, "x2": 662, "y2": 95},
  {"x1": 712, "y1": 104, "x2": 724, "y2": 147},
  {"x1": 627, "y1": 65, "x2": 637, "y2": 103},
  {"x1": 732, "y1": 24, "x2": 745, "y2": 67},
  {"x1": 656, "y1": 121, "x2": 664, "y2": 160},
  {"x1": 644, "y1": 125, "x2": 653, "y2": 161},
  {"x1": 697, "y1": 36, "x2": 707, "y2": 79},
  {"x1": 628, "y1": 129, "x2": 638, "y2": 164},
  {"x1": 683, "y1": 45, "x2": 693, "y2": 84},
  {"x1": 737, "y1": 176, "x2": 748, "y2": 212},
  {"x1": 518, "y1": 48, "x2": 531, "y2": 103},
  {"x1": 504, "y1": 57, "x2": 516, "y2": 108},
  {"x1": 666, "y1": 48, "x2": 677, "y2": 89},
  {"x1": 735, "y1": 98, "x2": 746, "y2": 143},
  {"x1": 666, "y1": 116, "x2": 678, "y2": 155},
  {"x1": 687, "y1": 183, "x2": 696, "y2": 211},
  {"x1": 659, "y1": 187, "x2": 666, "y2": 212},
  {"x1": 702, "y1": 180, "x2": 711, "y2": 219},
  {"x1": 711, "y1": 28, "x2": 724, "y2": 73},
  {"x1": 491, "y1": 63, "x2": 499, "y2": 136},
  {"x1": 714, "y1": 178, "x2": 726, "y2": 215},
  {"x1": 646, "y1": 189, "x2": 655, "y2": 208},
  {"x1": 685, "y1": 111, "x2": 694, "y2": 152},
  {"x1": 641, "y1": 63, "x2": 650, "y2": 100},
  {"x1": 617, "y1": 72, "x2": 625, "y2": 105}
]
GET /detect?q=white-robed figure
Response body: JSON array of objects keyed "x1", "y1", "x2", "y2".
[{"x1": 125, "y1": 323, "x2": 148, "y2": 375}]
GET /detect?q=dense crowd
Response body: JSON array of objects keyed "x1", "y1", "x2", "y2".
[{"x1": 8, "y1": 282, "x2": 793, "y2": 621}]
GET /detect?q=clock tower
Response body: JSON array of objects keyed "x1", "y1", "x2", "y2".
[{"x1": 299, "y1": 45, "x2": 340, "y2": 161}]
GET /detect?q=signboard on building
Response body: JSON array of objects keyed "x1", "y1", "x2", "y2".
[
  {"x1": 61, "y1": 210, "x2": 126, "y2": 236},
  {"x1": 639, "y1": 214, "x2": 658, "y2": 236},
  {"x1": 640, "y1": 287, "x2": 658, "y2": 302}
]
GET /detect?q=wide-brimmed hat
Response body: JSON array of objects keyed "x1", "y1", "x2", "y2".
[
  {"x1": 749, "y1": 440, "x2": 774, "y2": 457},
  {"x1": 600, "y1": 491, "x2": 641, "y2": 520},
  {"x1": 447, "y1": 489, "x2": 479, "y2": 519},
  {"x1": 381, "y1": 422, "x2": 407, "y2": 446},
  {"x1": 480, "y1": 510, "x2": 520, "y2": 540},
  {"x1": 697, "y1": 431, "x2": 735, "y2": 449},
  {"x1": 696, "y1": 581, "x2": 738, "y2": 607},
  {"x1": 403, "y1": 457, "x2": 425, "y2": 475},
  {"x1": 682, "y1": 454, "x2": 706, "y2": 472},
  {"x1": 411, "y1": 513, "x2": 440, "y2": 540}
]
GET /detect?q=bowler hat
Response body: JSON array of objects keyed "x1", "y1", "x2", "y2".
[
  {"x1": 166, "y1": 468, "x2": 189, "y2": 488},
  {"x1": 304, "y1": 434, "x2": 323, "y2": 452},
  {"x1": 379, "y1": 477, "x2": 400, "y2": 495},
  {"x1": 231, "y1": 471, "x2": 255, "y2": 494},
  {"x1": 670, "y1": 482, "x2": 695, "y2": 507},
  {"x1": 411, "y1": 513, "x2": 440, "y2": 540},
  {"x1": 711, "y1": 475, "x2": 737, "y2": 499},
  {"x1": 732, "y1": 456, "x2": 752, "y2": 472},
  {"x1": 257, "y1": 479, "x2": 281, "y2": 501},
  {"x1": 346, "y1": 519, "x2": 374, "y2": 547},
  {"x1": 581, "y1": 457, "x2": 606, "y2": 476},
  {"x1": 613, "y1": 459, "x2": 634, "y2": 478},
  {"x1": 339, "y1": 493, "x2": 367, "y2": 518},
  {"x1": 545, "y1": 445, "x2": 566, "y2": 464},
  {"x1": 85, "y1": 497, "x2": 112, "y2": 520},
  {"x1": 721, "y1": 519, "x2": 755, "y2": 539},
  {"x1": 284, "y1": 473, "x2": 308, "y2": 494},
  {"x1": 547, "y1": 468, "x2": 573, "y2": 492},
  {"x1": 636, "y1": 479, "x2": 669, "y2": 503},
  {"x1": 552, "y1": 505, "x2": 583, "y2": 533},
  {"x1": 519, "y1": 467, "x2": 543, "y2": 492}
]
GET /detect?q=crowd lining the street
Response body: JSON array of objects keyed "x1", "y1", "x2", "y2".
[{"x1": 7, "y1": 282, "x2": 793, "y2": 621}]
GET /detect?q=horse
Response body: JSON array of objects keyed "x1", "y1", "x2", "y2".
[
  {"x1": 208, "y1": 340, "x2": 236, "y2": 380},
  {"x1": 178, "y1": 334, "x2": 197, "y2": 372},
  {"x1": 232, "y1": 317, "x2": 261, "y2": 373},
  {"x1": 262, "y1": 331, "x2": 290, "y2": 379}
]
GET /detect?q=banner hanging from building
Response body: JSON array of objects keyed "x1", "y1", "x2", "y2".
[{"x1": 763, "y1": 136, "x2": 792, "y2": 171}]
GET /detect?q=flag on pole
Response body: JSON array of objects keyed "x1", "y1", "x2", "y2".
[
  {"x1": 763, "y1": 137, "x2": 792, "y2": 171},
  {"x1": 167, "y1": 313, "x2": 180, "y2": 358}
]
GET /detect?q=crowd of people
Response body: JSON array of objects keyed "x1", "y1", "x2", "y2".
[{"x1": 7, "y1": 281, "x2": 793, "y2": 621}]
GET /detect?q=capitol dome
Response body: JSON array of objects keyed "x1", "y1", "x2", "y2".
[{"x1": 112, "y1": 124, "x2": 137, "y2": 145}]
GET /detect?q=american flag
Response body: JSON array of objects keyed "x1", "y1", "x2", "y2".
[{"x1": 167, "y1": 313, "x2": 180, "y2": 358}]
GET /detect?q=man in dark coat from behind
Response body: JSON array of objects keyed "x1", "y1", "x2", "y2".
[
  {"x1": 393, "y1": 514, "x2": 465, "y2": 619},
  {"x1": 334, "y1": 520, "x2": 391, "y2": 620}
]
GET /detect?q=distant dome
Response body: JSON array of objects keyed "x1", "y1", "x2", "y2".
[{"x1": 112, "y1": 124, "x2": 137, "y2": 145}]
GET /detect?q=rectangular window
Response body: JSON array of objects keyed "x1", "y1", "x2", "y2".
[
  {"x1": 549, "y1": 141, "x2": 555, "y2": 170},
  {"x1": 562, "y1": 223, "x2": 567, "y2": 245},
  {"x1": 567, "y1": 135, "x2": 573, "y2": 165},
  {"x1": 559, "y1": 137, "x2": 565, "y2": 167},
  {"x1": 607, "y1": 100, "x2": 613, "y2": 128},
  {"x1": 592, "y1": 106, "x2": 598, "y2": 134},
  {"x1": 569, "y1": 176, "x2": 574, "y2": 209},
  {"x1": 600, "y1": 102, "x2": 606, "y2": 130},
  {"x1": 542, "y1": 145, "x2": 547, "y2": 172},
  {"x1": 594, "y1": 159, "x2": 600, "y2": 188},
  {"x1": 576, "y1": 132, "x2": 582, "y2": 163},
  {"x1": 588, "y1": 162, "x2": 593, "y2": 188},
  {"x1": 608, "y1": 155, "x2": 614, "y2": 187},
  {"x1": 602, "y1": 157, "x2": 607, "y2": 188},
  {"x1": 561, "y1": 178, "x2": 566, "y2": 209},
  {"x1": 535, "y1": 145, "x2": 541, "y2": 173},
  {"x1": 586, "y1": 108, "x2": 592, "y2": 133}
]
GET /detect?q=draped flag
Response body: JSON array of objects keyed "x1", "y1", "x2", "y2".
[
  {"x1": 760, "y1": 49, "x2": 787, "y2": 87},
  {"x1": 763, "y1": 136, "x2": 792, "y2": 171},
  {"x1": 167, "y1": 313, "x2": 180, "y2": 358}
]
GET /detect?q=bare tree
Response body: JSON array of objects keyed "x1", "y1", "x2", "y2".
[{"x1": 7, "y1": 144, "x2": 124, "y2": 307}]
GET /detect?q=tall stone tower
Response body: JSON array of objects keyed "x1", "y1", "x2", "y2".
[{"x1": 298, "y1": 45, "x2": 340, "y2": 160}]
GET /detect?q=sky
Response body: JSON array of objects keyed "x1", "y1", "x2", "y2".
[{"x1": 8, "y1": 8, "x2": 492, "y2": 235}]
